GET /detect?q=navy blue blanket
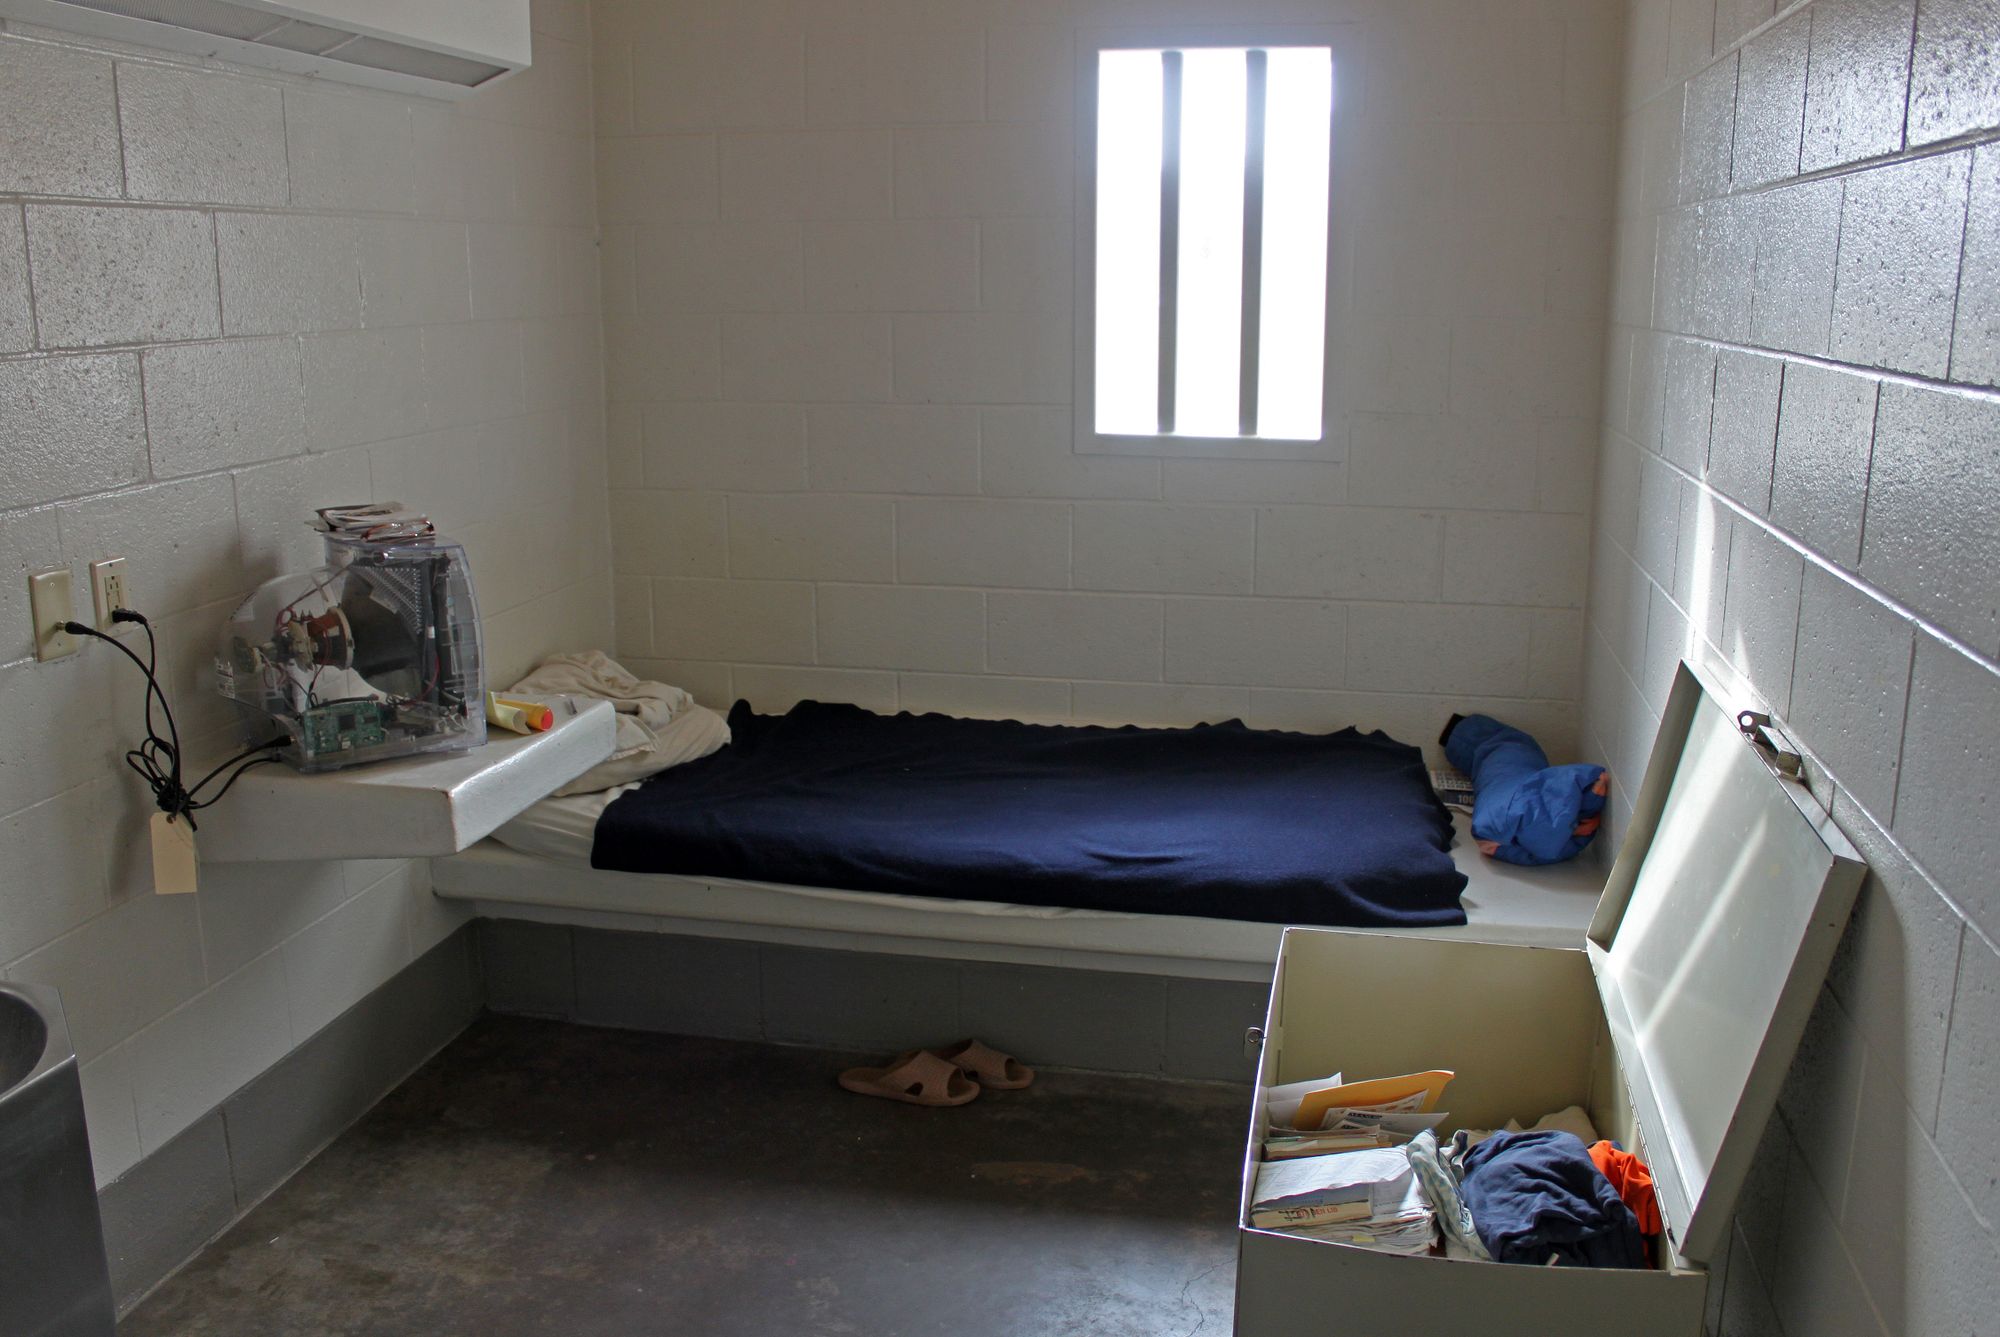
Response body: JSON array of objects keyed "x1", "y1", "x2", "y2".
[{"x1": 591, "y1": 701, "x2": 1469, "y2": 929}]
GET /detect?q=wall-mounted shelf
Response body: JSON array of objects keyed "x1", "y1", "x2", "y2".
[{"x1": 192, "y1": 699, "x2": 617, "y2": 864}]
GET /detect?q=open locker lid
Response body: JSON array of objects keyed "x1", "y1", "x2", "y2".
[{"x1": 1585, "y1": 661, "x2": 1865, "y2": 1267}]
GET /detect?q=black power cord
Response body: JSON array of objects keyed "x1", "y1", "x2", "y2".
[{"x1": 63, "y1": 609, "x2": 288, "y2": 830}]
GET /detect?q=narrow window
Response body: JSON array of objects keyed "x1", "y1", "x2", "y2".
[{"x1": 1088, "y1": 45, "x2": 1333, "y2": 449}]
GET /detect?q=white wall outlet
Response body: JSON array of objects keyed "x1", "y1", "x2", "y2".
[
  {"x1": 29, "y1": 568, "x2": 78, "y2": 661},
  {"x1": 89, "y1": 557, "x2": 130, "y2": 629}
]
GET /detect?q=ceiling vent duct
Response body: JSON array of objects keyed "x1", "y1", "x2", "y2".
[{"x1": 0, "y1": 0, "x2": 529, "y2": 99}]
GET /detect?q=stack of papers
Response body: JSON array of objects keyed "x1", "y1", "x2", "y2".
[
  {"x1": 313, "y1": 503, "x2": 435, "y2": 543},
  {"x1": 1252, "y1": 1069, "x2": 1458, "y2": 1253},
  {"x1": 1287, "y1": 1209, "x2": 1437, "y2": 1254},
  {"x1": 1262, "y1": 1070, "x2": 1451, "y2": 1148},
  {"x1": 1263, "y1": 1129, "x2": 1410, "y2": 1160},
  {"x1": 1250, "y1": 1147, "x2": 1435, "y2": 1253},
  {"x1": 1278, "y1": 1070, "x2": 1455, "y2": 1133}
]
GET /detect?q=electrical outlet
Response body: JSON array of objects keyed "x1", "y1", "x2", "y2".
[
  {"x1": 89, "y1": 557, "x2": 129, "y2": 629},
  {"x1": 29, "y1": 568, "x2": 78, "y2": 661}
]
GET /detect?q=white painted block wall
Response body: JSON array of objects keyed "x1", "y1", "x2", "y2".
[
  {"x1": 0, "y1": 0, "x2": 609, "y2": 1185},
  {"x1": 595, "y1": 0, "x2": 1623, "y2": 765},
  {"x1": 1590, "y1": 1, "x2": 2000, "y2": 1333},
  {"x1": 3, "y1": 2, "x2": 1990, "y2": 1328}
]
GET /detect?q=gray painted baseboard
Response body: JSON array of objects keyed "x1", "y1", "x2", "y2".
[
  {"x1": 479, "y1": 919, "x2": 1269, "y2": 1085},
  {"x1": 97, "y1": 927, "x2": 483, "y2": 1314}
]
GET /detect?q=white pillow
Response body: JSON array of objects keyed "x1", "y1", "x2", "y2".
[
  {"x1": 548, "y1": 701, "x2": 730, "y2": 797},
  {"x1": 509, "y1": 650, "x2": 732, "y2": 796}
]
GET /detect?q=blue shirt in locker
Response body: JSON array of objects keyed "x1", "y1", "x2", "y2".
[{"x1": 1460, "y1": 1129, "x2": 1648, "y2": 1268}]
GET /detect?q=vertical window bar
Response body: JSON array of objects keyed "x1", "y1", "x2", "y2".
[
  {"x1": 1157, "y1": 49, "x2": 1183, "y2": 435},
  {"x1": 1239, "y1": 49, "x2": 1267, "y2": 438}
]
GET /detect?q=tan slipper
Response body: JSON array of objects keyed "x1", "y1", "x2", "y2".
[
  {"x1": 933, "y1": 1038, "x2": 1034, "y2": 1090},
  {"x1": 838, "y1": 1049, "x2": 980, "y2": 1107}
]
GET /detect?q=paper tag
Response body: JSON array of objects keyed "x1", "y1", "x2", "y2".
[{"x1": 150, "y1": 812, "x2": 199, "y2": 895}]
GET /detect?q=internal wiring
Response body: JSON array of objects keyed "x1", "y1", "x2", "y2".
[
  {"x1": 270, "y1": 566, "x2": 343, "y2": 629},
  {"x1": 64, "y1": 611, "x2": 287, "y2": 831}
]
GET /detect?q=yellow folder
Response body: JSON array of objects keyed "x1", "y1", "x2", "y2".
[{"x1": 1289, "y1": 1070, "x2": 1454, "y2": 1132}]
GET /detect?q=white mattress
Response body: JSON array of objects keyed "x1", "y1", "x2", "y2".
[
  {"x1": 489, "y1": 782, "x2": 635, "y2": 862},
  {"x1": 449, "y1": 793, "x2": 1608, "y2": 982}
]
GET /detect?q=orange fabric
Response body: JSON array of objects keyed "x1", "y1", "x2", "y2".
[{"x1": 1589, "y1": 1141, "x2": 1663, "y2": 1236}]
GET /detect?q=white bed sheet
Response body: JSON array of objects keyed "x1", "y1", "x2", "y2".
[{"x1": 458, "y1": 792, "x2": 1607, "y2": 979}]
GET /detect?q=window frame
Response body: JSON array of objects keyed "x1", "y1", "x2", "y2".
[{"x1": 1073, "y1": 24, "x2": 1353, "y2": 461}]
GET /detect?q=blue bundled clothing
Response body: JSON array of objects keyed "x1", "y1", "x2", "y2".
[
  {"x1": 1460, "y1": 1130, "x2": 1647, "y2": 1269},
  {"x1": 1443, "y1": 714, "x2": 1607, "y2": 866}
]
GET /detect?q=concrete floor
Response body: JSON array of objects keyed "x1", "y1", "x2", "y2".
[{"x1": 122, "y1": 1016, "x2": 1249, "y2": 1336}]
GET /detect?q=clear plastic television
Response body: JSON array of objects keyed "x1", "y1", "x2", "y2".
[{"x1": 216, "y1": 530, "x2": 485, "y2": 772}]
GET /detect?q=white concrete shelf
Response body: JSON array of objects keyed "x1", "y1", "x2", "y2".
[{"x1": 192, "y1": 699, "x2": 617, "y2": 864}]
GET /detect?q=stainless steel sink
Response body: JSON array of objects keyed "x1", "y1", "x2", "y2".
[{"x1": 0, "y1": 982, "x2": 116, "y2": 1336}]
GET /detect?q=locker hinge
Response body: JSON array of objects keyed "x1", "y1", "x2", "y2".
[{"x1": 1737, "y1": 710, "x2": 1802, "y2": 777}]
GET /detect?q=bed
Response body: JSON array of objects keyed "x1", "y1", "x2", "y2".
[{"x1": 437, "y1": 702, "x2": 1606, "y2": 982}]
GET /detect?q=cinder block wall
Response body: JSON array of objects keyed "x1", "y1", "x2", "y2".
[
  {"x1": 594, "y1": 0, "x2": 1623, "y2": 763},
  {"x1": 0, "y1": 3, "x2": 608, "y2": 1187},
  {"x1": 1589, "y1": 1, "x2": 1999, "y2": 1333}
]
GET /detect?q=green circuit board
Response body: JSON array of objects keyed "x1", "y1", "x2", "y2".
[{"x1": 300, "y1": 700, "x2": 388, "y2": 757}]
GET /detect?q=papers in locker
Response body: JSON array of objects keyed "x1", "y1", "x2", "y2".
[
  {"x1": 1282, "y1": 1212, "x2": 1437, "y2": 1254},
  {"x1": 1261, "y1": 1113, "x2": 1444, "y2": 1161},
  {"x1": 1249, "y1": 1146, "x2": 1434, "y2": 1249},
  {"x1": 1251, "y1": 1147, "x2": 1413, "y2": 1215},
  {"x1": 1285, "y1": 1070, "x2": 1454, "y2": 1132},
  {"x1": 1264, "y1": 1069, "x2": 1453, "y2": 1138},
  {"x1": 1263, "y1": 1129, "x2": 1411, "y2": 1160}
]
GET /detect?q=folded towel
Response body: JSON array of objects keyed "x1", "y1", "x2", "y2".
[
  {"x1": 1408, "y1": 1129, "x2": 1488, "y2": 1260},
  {"x1": 510, "y1": 650, "x2": 729, "y2": 795}
]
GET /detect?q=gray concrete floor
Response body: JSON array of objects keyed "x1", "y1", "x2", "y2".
[{"x1": 122, "y1": 1016, "x2": 1248, "y2": 1336}]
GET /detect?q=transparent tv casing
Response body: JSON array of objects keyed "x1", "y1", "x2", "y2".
[{"x1": 216, "y1": 532, "x2": 486, "y2": 772}]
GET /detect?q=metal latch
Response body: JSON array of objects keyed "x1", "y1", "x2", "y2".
[
  {"x1": 1737, "y1": 710, "x2": 1802, "y2": 777},
  {"x1": 1244, "y1": 1026, "x2": 1264, "y2": 1060}
]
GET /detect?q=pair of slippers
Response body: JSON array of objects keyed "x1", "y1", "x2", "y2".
[{"x1": 838, "y1": 1039, "x2": 1034, "y2": 1107}]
